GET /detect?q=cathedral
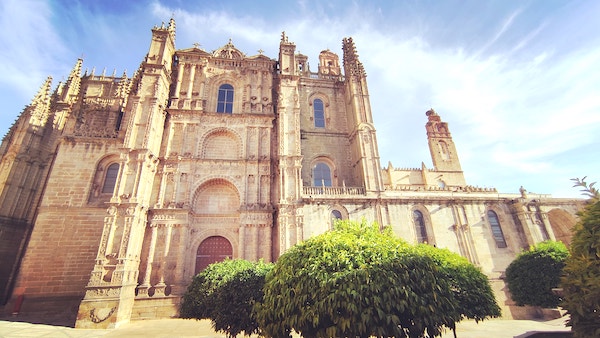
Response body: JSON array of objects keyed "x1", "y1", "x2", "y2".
[{"x1": 0, "y1": 19, "x2": 583, "y2": 328}]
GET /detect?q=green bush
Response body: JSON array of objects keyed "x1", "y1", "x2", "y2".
[
  {"x1": 561, "y1": 178, "x2": 600, "y2": 338},
  {"x1": 180, "y1": 259, "x2": 273, "y2": 337},
  {"x1": 505, "y1": 241, "x2": 569, "y2": 308},
  {"x1": 416, "y1": 244, "x2": 501, "y2": 322},
  {"x1": 253, "y1": 220, "x2": 499, "y2": 337}
]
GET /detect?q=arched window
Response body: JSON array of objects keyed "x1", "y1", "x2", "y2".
[
  {"x1": 330, "y1": 209, "x2": 343, "y2": 228},
  {"x1": 313, "y1": 98, "x2": 325, "y2": 128},
  {"x1": 487, "y1": 210, "x2": 507, "y2": 248},
  {"x1": 438, "y1": 141, "x2": 450, "y2": 160},
  {"x1": 217, "y1": 84, "x2": 234, "y2": 113},
  {"x1": 101, "y1": 163, "x2": 119, "y2": 193},
  {"x1": 313, "y1": 162, "x2": 332, "y2": 186},
  {"x1": 413, "y1": 210, "x2": 428, "y2": 243}
]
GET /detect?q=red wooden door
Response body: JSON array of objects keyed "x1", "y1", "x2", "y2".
[{"x1": 195, "y1": 236, "x2": 233, "y2": 274}]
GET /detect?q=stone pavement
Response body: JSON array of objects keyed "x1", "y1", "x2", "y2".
[{"x1": 0, "y1": 317, "x2": 571, "y2": 337}]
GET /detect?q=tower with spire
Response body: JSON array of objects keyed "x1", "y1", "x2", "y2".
[
  {"x1": 425, "y1": 108, "x2": 466, "y2": 186},
  {"x1": 341, "y1": 37, "x2": 384, "y2": 194}
]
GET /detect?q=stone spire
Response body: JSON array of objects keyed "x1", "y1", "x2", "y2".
[
  {"x1": 28, "y1": 76, "x2": 53, "y2": 126},
  {"x1": 58, "y1": 58, "x2": 83, "y2": 104},
  {"x1": 341, "y1": 37, "x2": 383, "y2": 193},
  {"x1": 115, "y1": 70, "x2": 131, "y2": 109},
  {"x1": 168, "y1": 17, "x2": 176, "y2": 41},
  {"x1": 342, "y1": 37, "x2": 366, "y2": 78}
]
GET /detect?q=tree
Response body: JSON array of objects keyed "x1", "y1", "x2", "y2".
[
  {"x1": 180, "y1": 259, "x2": 273, "y2": 337},
  {"x1": 561, "y1": 177, "x2": 600, "y2": 338},
  {"x1": 416, "y1": 244, "x2": 501, "y2": 322},
  {"x1": 253, "y1": 220, "x2": 500, "y2": 338},
  {"x1": 505, "y1": 241, "x2": 569, "y2": 308}
]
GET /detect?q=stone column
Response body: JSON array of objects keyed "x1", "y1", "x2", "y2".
[
  {"x1": 76, "y1": 205, "x2": 147, "y2": 329},
  {"x1": 137, "y1": 224, "x2": 158, "y2": 297},
  {"x1": 239, "y1": 225, "x2": 246, "y2": 260},
  {"x1": 154, "y1": 225, "x2": 173, "y2": 297},
  {"x1": 172, "y1": 224, "x2": 188, "y2": 295}
]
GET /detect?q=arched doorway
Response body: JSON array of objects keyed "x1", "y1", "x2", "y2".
[{"x1": 195, "y1": 236, "x2": 233, "y2": 274}]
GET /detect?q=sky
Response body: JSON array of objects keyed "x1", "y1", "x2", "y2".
[{"x1": 0, "y1": 0, "x2": 598, "y2": 198}]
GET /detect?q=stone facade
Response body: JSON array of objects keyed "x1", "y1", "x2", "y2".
[{"x1": 0, "y1": 19, "x2": 584, "y2": 327}]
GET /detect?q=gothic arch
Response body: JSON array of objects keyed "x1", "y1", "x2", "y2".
[
  {"x1": 485, "y1": 207, "x2": 508, "y2": 248},
  {"x1": 187, "y1": 228, "x2": 239, "y2": 279},
  {"x1": 438, "y1": 140, "x2": 450, "y2": 160},
  {"x1": 198, "y1": 128, "x2": 242, "y2": 159},
  {"x1": 308, "y1": 92, "x2": 330, "y2": 128},
  {"x1": 191, "y1": 178, "x2": 241, "y2": 215},
  {"x1": 310, "y1": 155, "x2": 337, "y2": 187},
  {"x1": 308, "y1": 92, "x2": 331, "y2": 107},
  {"x1": 411, "y1": 205, "x2": 435, "y2": 245},
  {"x1": 88, "y1": 154, "x2": 121, "y2": 204},
  {"x1": 329, "y1": 204, "x2": 348, "y2": 228},
  {"x1": 548, "y1": 208, "x2": 577, "y2": 246},
  {"x1": 356, "y1": 123, "x2": 375, "y2": 132},
  {"x1": 206, "y1": 75, "x2": 241, "y2": 114}
]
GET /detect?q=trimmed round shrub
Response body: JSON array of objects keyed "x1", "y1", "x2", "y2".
[
  {"x1": 180, "y1": 259, "x2": 273, "y2": 337},
  {"x1": 415, "y1": 244, "x2": 501, "y2": 322},
  {"x1": 253, "y1": 220, "x2": 500, "y2": 338},
  {"x1": 505, "y1": 240, "x2": 569, "y2": 308}
]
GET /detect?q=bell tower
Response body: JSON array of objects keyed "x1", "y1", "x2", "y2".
[{"x1": 425, "y1": 109, "x2": 466, "y2": 185}]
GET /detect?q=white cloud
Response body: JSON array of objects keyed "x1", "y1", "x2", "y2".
[
  {"x1": 0, "y1": 0, "x2": 67, "y2": 94},
  {"x1": 1, "y1": 0, "x2": 598, "y2": 197}
]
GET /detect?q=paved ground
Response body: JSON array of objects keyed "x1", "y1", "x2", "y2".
[{"x1": 0, "y1": 317, "x2": 571, "y2": 337}]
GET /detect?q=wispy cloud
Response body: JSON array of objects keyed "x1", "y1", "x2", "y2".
[{"x1": 0, "y1": 0, "x2": 67, "y2": 95}]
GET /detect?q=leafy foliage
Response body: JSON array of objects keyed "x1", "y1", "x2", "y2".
[
  {"x1": 570, "y1": 177, "x2": 599, "y2": 199},
  {"x1": 253, "y1": 220, "x2": 500, "y2": 338},
  {"x1": 180, "y1": 259, "x2": 273, "y2": 337},
  {"x1": 415, "y1": 244, "x2": 501, "y2": 321},
  {"x1": 505, "y1": 241, "x2": 569, "y2": 308},
  {"x1": 561, "y1": 177, "x2": 600, "y2": 338}
]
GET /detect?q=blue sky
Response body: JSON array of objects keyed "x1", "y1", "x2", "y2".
[{"x1": 1, "y1": 0, "x2": 598, "y2": 198}]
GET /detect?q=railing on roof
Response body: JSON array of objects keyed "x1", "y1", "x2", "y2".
[
  {"x1": 305, "y1": 72, "x2": 345, "y2": 81},
  {"x1": 303, "y1": 186, "x2": 365, "y2": 196}
]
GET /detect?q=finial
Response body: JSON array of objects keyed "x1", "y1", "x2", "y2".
[
  {"x1": 426, "y1": 108, "x2": 437, "y2": 116},
  {"x1": 258, "y1": 49, "x2": 264, "y2": 55},
  {"x1": 193, "y1": 42, "x2": 201, "y2": 49},
  {"x1": 168, "y1": 17, "x2": 176, "y2": 37}
]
